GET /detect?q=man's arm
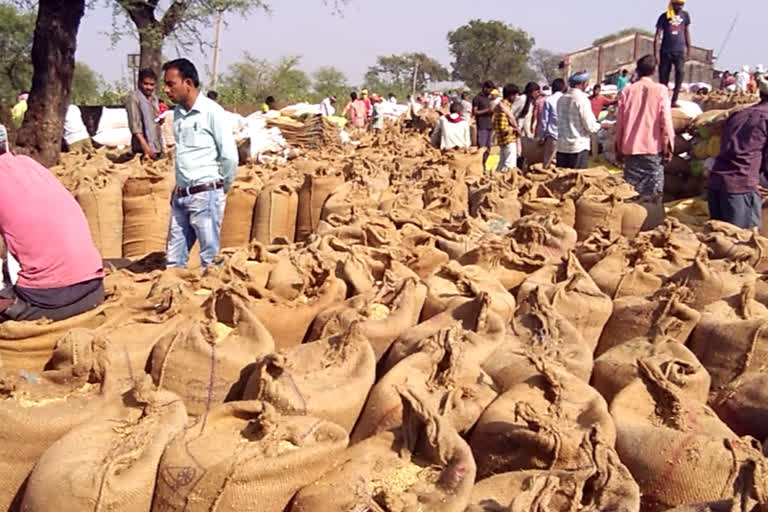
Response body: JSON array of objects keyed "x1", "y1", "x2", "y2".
[
  {"x1": 659, "y1": 88, "x2": 675, "y2": 161},
  {"x1": 579, "y1": 95, "x2": 602, "y2": 134},
  {"x1": 614, "y1": 93, "x2": 625, "y2": 161},
  {"x1": 125, "y1": 94, "x2": 154, "y2": 157},
  {"x1": 654, "y1": 23, "x2": 663, "y2": 63},
  {"x1": 761, "y1": 120, "x2": 768, "y2": 179},
  {"x1": 495, "y1": 101, "x2": 519, "y2": 130},
  {"x1": 539, "y1": 101, "x2": 551, "y2": 140},
  {"x1": 685, "y1": 21, "x2": 692, "y2": 61},
  {"x1": 212, "y1": 111, "x2": 238, "y2": 192}
]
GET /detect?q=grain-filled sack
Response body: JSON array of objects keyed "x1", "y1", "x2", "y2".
[
  {"x1": 470, "y1": 362, "x2": 616, "y2": 479},
  {"x1": 0, "y1": 304, "x2": 110, "y2": 373},
  {"x1": 593, "y1": 335, "x2": 711, "y2": 406},
  {"x1": 352, "y1": 327, "x2": 498, "y2": 443},
  {"x1": 508, "y1": 213, "x2": 578, "y2": 264},
  {"x1": 597, "y1": 285, "x2": 700, "y2": 356},
  {"x1": 611, "y1": 357, "x2": 765, "y2": 511},
  {"x1": 689, "y1": 284, "x2": 768, "y2": 393},
  {"x1": 148, "y1": 287, "x2": 275, "y2": 417},
  {"x1": 21, "y1": 379, "x2": 187, "y2": 512},
  {"x1": 251, "y1": 182, "x2": 299, "y2": 244},
  {"x1": 307, "y1": 275, "x2": 427, "y2": 360},
  {"x1": 422, "y1": 261, "x2": 516, "y2": 324},
  {"x1": 669, "y1": 249, "x2": 757, "y2": 310},
  {"x1": 575, "y1": 193, "x2": 625, "y2": 241},
  {"x1": 713, "y1": 372, "x2": 768, "y2": 441},
  {"x1": 290, "y1": 388, "x2": 476, "y2": 512},
  {"x1": 220, "y1": 178, "x2": 262, "y2": 249},
  {"x1": 621, "y1": 201, "x2": 650, "y2": 239},
  {"x1": 0, "y1": 333, "x2": 116, "y2": 511},
  {"x1": 122, "y1": 170, "x2": 173, "y2": 258},
  {"x1": 469, "y1": 180, "x2": 522, "y2": 223},
  {"x1": 466, "y1": 433, "x2": 640, "y2": 512},
  {"x1": 152, "y1": 401, "x2": 348, "y2": 512},
  {"x1": 75, "y1": 174, "x2": 123, "y2": 258},
  {"x1": 296, "y1": 170, "x2": 344, "y2": 241},
  {"x1": 700, "y1": 220, "x2": 768, "y2": 272},
  {"x1": 521, "y1": 193, "x2": 576, "y2": 227},
  {"x1": 459, "y1": 239, "x2": 548, "y2": 290},
  {"x1": 517, "y1": 253, "x2": 612, "y2": 352},
  {"x1": 242, "y1": 325, "x2": 375, "y2": 432},
  {"x1": 588, "y1": 244, "x2": 664, "y2": 299}
]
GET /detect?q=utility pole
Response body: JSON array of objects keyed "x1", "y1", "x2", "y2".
[
  {"x1": 411, "y1": 61, "x2": 419, "y2": 97},
  {"x1": 211, "y1": 9, "x2": 224, "y2": 89}
]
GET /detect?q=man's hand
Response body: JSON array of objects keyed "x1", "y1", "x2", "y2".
[
  {"x1": 663, "y1": 145, "x2": 674, "y2": 163},
  {"x1": 686, "y1": 48, "x2": 691, "y2": 61}
]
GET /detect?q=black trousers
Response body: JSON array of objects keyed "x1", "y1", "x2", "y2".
[
  {"x1": 659, "y1": 52, "x2": 685, "y2": 105},
  {"x1": 0, "y1": 280, "x2": 104, "y2": 322},
  {"x1": 556, "y1": 150, "x2": 590, "y2": 169}
]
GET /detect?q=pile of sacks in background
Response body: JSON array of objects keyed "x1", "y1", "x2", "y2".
[{"x1": 4, "y1": 128, "x2": 768, "y2": 512}]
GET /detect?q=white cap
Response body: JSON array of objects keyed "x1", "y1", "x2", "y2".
[{"x1": 757, "y1": 64, "x2": 766, "y2": 74}]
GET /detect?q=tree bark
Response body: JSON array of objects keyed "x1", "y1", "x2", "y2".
[
  {"x1": 15, "y1": 0, "x2": 85, "y2": 167},
  {"x1": 139, "y1": 28, "x2": 164, "y2": 78}
]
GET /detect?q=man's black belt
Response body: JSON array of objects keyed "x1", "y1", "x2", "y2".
[{"x1": 174, "y1": 180, "x2": 224, "y2": 197}]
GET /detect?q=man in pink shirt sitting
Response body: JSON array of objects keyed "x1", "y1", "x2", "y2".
[
  {"x1": 615, "y1": 55, "x2": 675, "y2": 225},
  {"x1": 0, "y1": 135, "x2": 104, "y2": 321}
]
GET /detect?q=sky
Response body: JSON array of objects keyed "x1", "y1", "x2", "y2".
[{"x1": 75, "y1": 0, "x2": 765, "y2": 88}]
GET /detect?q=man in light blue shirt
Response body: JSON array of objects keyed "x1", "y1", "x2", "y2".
[
  {"x1": 162, "y1": 58, "x2": 237, "y2": 269},
  {"x1": 538, "y1": 78, "x2": 566, "y2": 168}
]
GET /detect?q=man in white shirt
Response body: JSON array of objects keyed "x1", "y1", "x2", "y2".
[
  {"x1": 431, "y1": 102, "x2": 471, "y2": 150},
  {"x1": 320, "y1": 95, "x2": 336, "y2": 117},
  {"x1": 63, "y1": 105, "x2": 93, "y2": 153},
  {"x1": 556, "y1": 71, "x2": 602, "y2": 169},
  {"x1": 735, "y1": 65, "x2": 751, "y2": 93}
]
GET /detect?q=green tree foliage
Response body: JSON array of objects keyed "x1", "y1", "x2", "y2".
[
  {"x1": 218, "y1": 54, "x2": 311, "y2": 106},
  {"x1": 312, "y1": 66, "x2": 349, "y2": 102},
  {"x1": 70, "y1": 62, "x2": 101, "y2": 104},
  {"x1": 364, "y1": 52, "x2": 449, "y2": 97},
  {"x1": 593, "y1": 28, "x2": 654, "y2": 46},
  {"x1": 0, "y1": 4, "x2": 35, "y2": 104},
  {"x1": 530, "y1": 48, "x2": 564, "y2": 84},
  {"x1": 447, "y1": 19, "x2": 536, "y2": 90}
]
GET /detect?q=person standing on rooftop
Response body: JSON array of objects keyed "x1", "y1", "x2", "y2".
[{"x1": 654, "y1": 0, "x2": 691, "y2": 107}]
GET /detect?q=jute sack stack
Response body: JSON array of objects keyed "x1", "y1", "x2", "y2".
[
  {"x1": 220, "y1": 176, "x2": 263, "y2": 249},
  {"x1": 384, "y1": 293, "x2": 507, "y2": 372},
  {"x1": 466, "y1": 432, "x2": 640, "y2": 512},
  {"x1": 251, "y1": 182, "x2": 299, "y2": 245},
  {"x1": 306, "y1": 275, "x2": 427, "y2": 360},
  {"x1": 484, "y1": 288, "x2": 594, "y2": 387},
  {"x1": 588, "y1": 244, "x2": 665, "y2": 299},
  {"x1": 290, "y1": 388, "x2": 476, "y2": 512},
  {"x1": 351, "y1": 327, "x2": 498, "y2": 443},
  {"x1": 241, "y1": 324, "x2": 376, "y2": 432},
  {"x1": 74, "y1": 174, "x2": 123, "y2": 258},
  {"x1": 0, "y1": 332, "x2": 117, "y2": 511},
  {"x1": 574, "y1": 193, "x2": 626, "y2": 241},
  {"x1": 468, "y1": 179, "x2": 522, "y2": 224},
  {"x1": 21, "y1": 378, "x2": 187, "y2": 512},
  {"x1": 152, "y1": 401, "x2": 348, "y2": 512},
  {"x1": 610, "y1": 356, "x2": 766, "y2": 512},
  {"x1": 296, "y1": 169, "x2": 344, "y2": 241},
  {"x1": 507, "y1": 212, "x2": 578, "y2": 265},
  {"x1": 700, "y1": 220, "x2": 768, "y2": 272},
  {"x1": 517, "y1": 253, "x2": 612, "y2": 352},
  {"x1": 593, "y1": 328, "x2": 710, "y2": 406},
  {"x1": 122, "y1": 169, "x2": 174, "y2": 258},
  {"x1": 470, "y1": 361, "x2": 616, "y2": 479},
  {"x1": 520, "y1": 184, "x2": 576, "y2": 227},
  {"x1": 421, "y1": 261, "x2": 516, "y2": 324},
  {"x1": 147, "y1": 286, "x2": 275, "y2": 417},
  {"x1": 0, "y1": 304, "x2": 110, "y2": 374},
  {"x1": 669, "y1": 249, "x2": 757, "y2": 310},
  {"x1": 459, "y1": 239, "x2": 549, "y2": 291},
  {"x1": 597, "y1": 284, "x2": 701, "y2": 357}
]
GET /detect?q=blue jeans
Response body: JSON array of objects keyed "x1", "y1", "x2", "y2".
[
  {"x1": 166, "y1": 188, "x2": 226, "y2": 269},
  {"x1": 707, "y1": 188, "x2": 761, "y2": 230}
]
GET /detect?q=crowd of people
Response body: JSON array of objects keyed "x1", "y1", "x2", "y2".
[{"x1": 720, "y1": 65, "x2": 767, "y2": 93}]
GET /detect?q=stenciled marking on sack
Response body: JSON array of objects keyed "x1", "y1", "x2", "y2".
[
  {"x1": 651, "y1": 409, "x2": 701, "y2": 496},
  {"x1": 162, "y1": 466, "x2": 197, "y2": 490},
  {"x1": 185, "y1": 378, "x2": 231, "y2": 404}
]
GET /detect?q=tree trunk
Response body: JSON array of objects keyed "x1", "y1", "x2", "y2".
[
  {"x1": 139, "y1": 27, "x2": 164, "y2": 79},
  {"x1": 15, "y1": 0, "x2": 85, "y2": 167}
]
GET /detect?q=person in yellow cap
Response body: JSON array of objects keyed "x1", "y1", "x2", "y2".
[
  {"x1": 654, "y1": 0, "x2": 691, "y2": 107},
  {"x1": 360, "y1": 89, "x2": 372, "y2": 117}
]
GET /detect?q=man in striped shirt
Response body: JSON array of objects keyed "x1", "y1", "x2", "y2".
[{"x1": 556, "y1": 71, "x2": 602, "y2": 169}]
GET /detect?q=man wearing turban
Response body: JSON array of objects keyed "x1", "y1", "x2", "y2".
[
  {"x1": 707, "y1": 75, "x2": 768, "y2": 229},
  {"x1": 654, "y1": 0, "x2": 691, "y2": 107}
]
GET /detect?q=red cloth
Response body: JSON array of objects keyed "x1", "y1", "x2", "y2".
[
  {"x1": 0, "y1": 153, "x2": 103, "y2": 289},
  {"x1": 590, "y1": 95, "x2": 616, "y2": 118},
  {"x1": 615, "y1": 77, "x2": 675, "y2": 156}
]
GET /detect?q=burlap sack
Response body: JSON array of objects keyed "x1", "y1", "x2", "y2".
[
  {"x1": 690, "y1": 284, "x2": 768, "y2": 393},
  {"x1": 517, "y1": 254, "x2": 612, "y2": 352},
  {"x1": 290, "y1": 388, "x2": 476, "y2": 512},
  {"x1": 593, "y1": 334, "x2": 711, "y2": 406},
  {"x1": 0, "y1": 332, "x2": 116, "y2": 511},
  {"x1": 521, "y1": 195, "x2": 576, "y2": 227},
  {"x1": 471, "y1": 362, "x2": 616, "y2": 479},
  {"x1": 597, "y1": 285, "x2": 701, "y2": 357},
  {"x1": 148, "y1": 287, "x2": 275, "y2": 417},
  {"x1": 0, "y1": 305, "x2": 110, "y2": 373},
  {"x1": 296, "y1": 170, "x2": 344, "y2": 241},
  {"x1": 75, "y1": 174, "x2": 123, "y2": 258},
  {"x1": 588, "y1": 244, "x2": 664, "y2": 299},
  {"x1": 21, "y1": 378, "x2": 187, "y2": 512},
  {"x1": 251, "y1": 182, "x2": 299, "y2": 244},
  {"x1": 152, "y1": 401, "x2": 348, "y2": 512},
  {"x1": 484, "y1": 288, "x2": 594, "y2": 387},
  {"x1": 122, "y1": 170, "x2": 173, "y2": 258},
  {"x1": 713, "y1": 372, "x2": 768, "y2": 441},
  {"x1": 700, "y1": 220, "x2": 768, "y2": 272},
  {"x1": 307, "y1": 275, "x2": 427, "y2": 360},
  {"x1": 352, "y1": 327, "x2": 497, "y2": 443},
  {"x1": 508, "y1": 213, "x2": 578, "y2": 265},
  {"x1": 466, "y1": 433, "x2": 640, "y2": 512},
  {"x1": 242, "y1": 324, "x2": 375, "y2": 432},
  {"x1": 469, "y1": 180, "x2": 522, "y2": 223},
  {"x1": 611, "y1": 357, "x2": 766, "y2": 512},
  {"x1": 422, "y1": 261, "x2": 516, "y2": 324},
  {"x1": 220, "y1": 178, "x2": 262, "y2": 249},
  {"x1": 669, "y1": 250, "x2": 757, "y2": 310},
  {"x1": 622, "y1": 201, "x2": 650, "y2": 239},
  {"x1": 264, "y1": 255, "x2": 305, "y2": 300},
  {"x1": 575, "y1": 194, "x2": 625, "y2": 241},
  {"x1": 459, "y1": 239, "x2": 549, "y2": 290},
  {"x1": 574, "y1": 228, "x2": 624, "y2": 271}
]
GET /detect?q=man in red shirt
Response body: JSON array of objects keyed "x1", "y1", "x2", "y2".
[
  {"x1": 589, "y1": 84, "x2": 617, "y2": 118},
  {"x1": 0, "y1": 140, "x2": 104, "y2": 321}
]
